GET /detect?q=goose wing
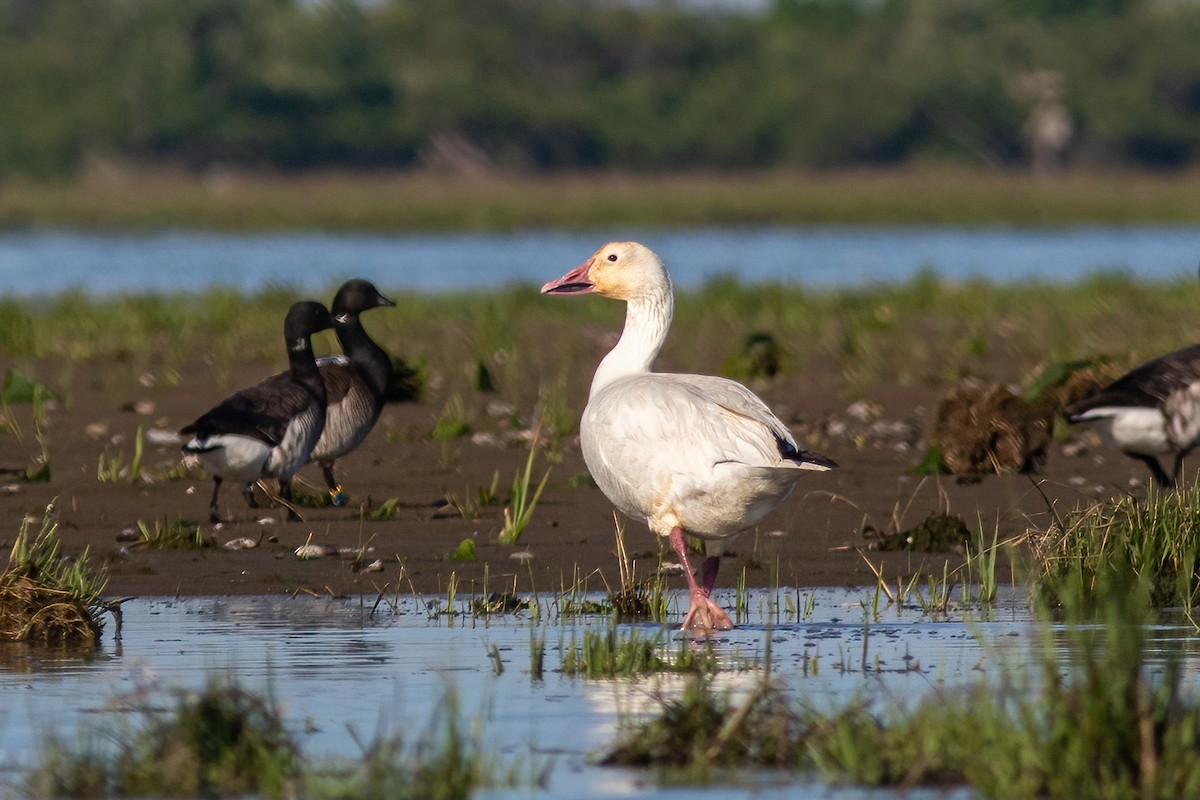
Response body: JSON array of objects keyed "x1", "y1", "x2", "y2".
[
  {"x1": 181, "y1": 373, "x2": 322, "y2": 447},
  {"x1": 1067, "y1": 344, "x2": 1200, "y2": 420},
  {"x1": 586, "y1": 373, "x2": 833, "y2": 477},
  {"x1": 661, "y1": 374, "x2": 836, "y2": 470}
]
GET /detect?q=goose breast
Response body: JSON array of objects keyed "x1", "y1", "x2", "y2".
[{"x1": 582, "y1": 373, "x2": 814, "y2": 540}]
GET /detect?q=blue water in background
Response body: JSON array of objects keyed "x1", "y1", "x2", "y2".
[{"x1": 0, "y1": 225, "x2": 1196, "y2": 296}]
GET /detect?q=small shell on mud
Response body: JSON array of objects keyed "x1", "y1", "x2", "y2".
[
  {"x1": 295, "y1": 543, "x2": 337, "y2": 559},
  {"x1": 145, "y1": 428, "x2": 183, "y2": 446},
  {"x1": 508, "y1": 549, "x2": 534, "y2": 563},
  {"x1": 486, "y1": 400, "x2": 516, "y2": 419},
  {"x1": 1, "y1": 484, "x2": 21, "y2": 494},
  {"x1": 353, "y1": 559, "x2": 385, "y2": 573},
  {"x1": 257, "y1": 518, "x2": 277, "y2": 526},
  {"x1": 116, "y1": 528, "x2": 140, "y2": 543},
  {"x1": 222, "y1": 537, "x2": 259, "y2": 551},
  {"x1": 846, "y1": 399, "x2": 883, "y2": 423},
  {"x1": 470, "y1": 432, "x2": 504, "y2": 448}
]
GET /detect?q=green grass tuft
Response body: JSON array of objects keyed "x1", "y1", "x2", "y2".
[
  {"x1": 0, "y1": 502, "x2": 109, "y2": 644},
  {"x1": 1030, "y1": 482, "x2": 1200, "y2": 609},
  {"x1": 133, "y1": 518, "x2": 212, "y2": 550},
  {"x1": 603, "y1": 572, "x2": 1200, "y2": 798},
  {"x1": 560, "y1": 625, "x2": 718, "y2": 678}
]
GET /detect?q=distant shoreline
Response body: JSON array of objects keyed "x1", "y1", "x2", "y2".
[{"x1": 2, "y1": 166, "x2": 1198, "y2": 232}]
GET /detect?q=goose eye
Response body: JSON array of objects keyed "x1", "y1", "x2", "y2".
[{"x1": 607, "y1": 254, "x2": 618, "y2": 262}]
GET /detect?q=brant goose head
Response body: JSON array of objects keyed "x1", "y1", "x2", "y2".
[{"x1": 332, "y1": 279, "x2": 396, "y2": 322}]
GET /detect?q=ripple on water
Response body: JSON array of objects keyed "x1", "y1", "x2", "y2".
[{"x1": 0, "y1": 586, "x2": 1191, "y2": 799}]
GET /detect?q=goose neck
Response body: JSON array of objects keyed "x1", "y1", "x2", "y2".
[
  {"x1": 590, "y1": 290, "x2": 673, "y2": 397},
  {"x1": 336, "y1": 317, "x2": 392, "y2": 396},
  {"x1": 287, "y1": 338, "x2": 324, "y2": 394}
]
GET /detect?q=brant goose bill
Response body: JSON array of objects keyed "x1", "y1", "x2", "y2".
[
  {"x1": 180, "y1": 300, "x2": 335, "y2": 524},
  {"x1": 542, "y1": 242, "x2": 836, "y2": 632},
  {"x1": 1064, "y1": 344, "x2": 1200, "y2": 488},
  {"x1": 310, "y1": 279, "x2": 396, "y2": 505}
]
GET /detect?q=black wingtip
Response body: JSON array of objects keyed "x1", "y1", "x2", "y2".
[{"x1": 777, "y1": 437, "x2": 837, "y2": 469}]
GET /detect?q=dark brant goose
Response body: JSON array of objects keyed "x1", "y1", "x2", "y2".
[
  {"x1": 180, "y1": 300, "x2": 335, "y2": 523},
  {"x1": 1064, "y1": 345, "x2": 1200, "y2": 487},
  {"x1": 309, "y1": 279, "x2": 396, "y2": 505}
]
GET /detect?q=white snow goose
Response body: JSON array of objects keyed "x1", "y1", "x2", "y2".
[
  {"x1": 542, "y1": 241, "x2": 837, "y2": 631},
  {"x1": 1064, "y1": 345, "x2": 1200, "y2": 488},
  {"x1": 180, "y1": 300, "x2": 335, "y2": 524},
  {"x1": 309, "y1": 279, "x2": 396, "y2": 505}
]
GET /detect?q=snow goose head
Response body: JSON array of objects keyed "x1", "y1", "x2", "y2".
[
  {"x1": 542, "y1": 241, "x2": 675, "y2": 396},
  {"x1": 541, "y1": 241, "x2": 671, "y2": 303}
]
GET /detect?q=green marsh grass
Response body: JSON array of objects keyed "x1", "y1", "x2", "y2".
[
  {"x1": 96, "y1": 426, "x2": 145, "y2": 483},
  {"x1": 470, "y1": 592, "x2": 528, "y2": 616},
  {"x1": 357, "y1": 497, "x2": 402, "y2": 522},
  {"x1": 7, "y1": 168, "x2": 1200, "y2": 231},
  {"x1": 306, "y1": 691, "x2": 502, "y2": 800},
  {"x1": 497, "y1": 434, "x2": 551, "y2": 545},
  {"x1": 431, "y1": 395, "x2": 472, "y2": 441},
  {"x1": 859, "y1": 513, "x2": 1010, "y2": 619},
  {"x1": 605, "y1": 514, "x2": 670, "y2": 623},
  {"x1": 559, "y1": 624, "x2": 720, "y2": 678},
  {"x1": 0, "y1": 502, "x2": 109, "y2": 644},
  {"x1": 1, "y1": 374, "x2": 53, "y2": 482},
  {"x1": 25, "y1": 677, "x2": 500, "y2": 800},
  {"x1": 2, "y1": 275, "x2": 1200, "y2": 417},
  {"x1": 534, "y1": 376, "x2": 576, "y2": 462},
  {"x1": 132, "y1": 518, "x2": 212, "y2": 550},
  {"x1": 1030, "y1": 482, "x2": 1200, "y2": 609},
  {"x1": 25, "y1": 678, "x2": 299, "y2": 799},
  {"x1": 530, "y1": 630, "x2": 546, "y2": 681},
  {"x1": 604, "y1": 574, "x2": 1200, "y2": 798},
  {"x1": 601, "y1": 675, "x2": 787, "y2": 780},
  {"x1": 444, "y1": 471, "x2": 500, "y2": 521},
  {"x1": 448, "y1": 538, "x2": 476, "y2": 562}
]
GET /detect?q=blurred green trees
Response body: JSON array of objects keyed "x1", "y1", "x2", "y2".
[{"x1": 0, "y1": 0, "x2": 1197, "y2": 176}]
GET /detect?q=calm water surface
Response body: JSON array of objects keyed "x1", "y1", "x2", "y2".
[
  {"x1": 1, "y1": 226, "x2": 1198, "y2": 295},
  {"x1": 2, "y1": 588, "x2": 1197, "y2": 798}
]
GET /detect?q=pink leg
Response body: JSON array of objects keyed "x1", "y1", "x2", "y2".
[
  {"x1": 669, "y1": 527, "x2": 733, "y2": 632},
  {"x1": 701, "y1": 555, "x2": 721, "y2": 596}
]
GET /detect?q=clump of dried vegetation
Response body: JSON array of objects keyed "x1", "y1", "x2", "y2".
[{"x1": 0, "y1": 501, "x2": 110, "y2": 645}]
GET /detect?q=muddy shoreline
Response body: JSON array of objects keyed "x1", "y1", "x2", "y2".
[{"x1": 0, "y1": 350, "x2": 1142, "y2": 603}]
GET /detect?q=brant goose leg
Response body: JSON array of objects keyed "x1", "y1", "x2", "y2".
[
  {"x1": 318, "y1": 461, "x2": 345, "y2": 506},
  {"x1": 208, "y1": 477, "x2": 224, "y2": 525},
  {"x1": 1134, "y1": 454, "x2": 1173, "y2": 488}
]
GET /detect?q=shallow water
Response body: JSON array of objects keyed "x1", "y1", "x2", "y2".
[
  {"x1": 0, "y1": 587, "x2": 1194, "y2": 799},
  {"x1": 3, "y1": 225, "x2": 1199, "y2": 296}
]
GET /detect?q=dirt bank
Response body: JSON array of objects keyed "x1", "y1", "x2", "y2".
[{"x1": 0, "y1": 350, "x2": 1143, "y2": 603}]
